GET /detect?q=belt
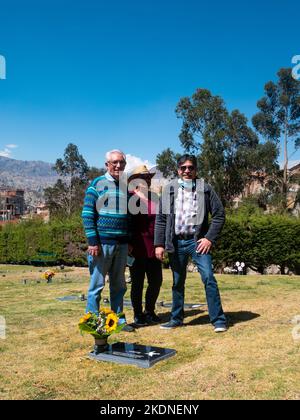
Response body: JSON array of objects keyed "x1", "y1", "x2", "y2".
[{"x1": 176, "y1": 234, "x2": 195, "y2": 240}]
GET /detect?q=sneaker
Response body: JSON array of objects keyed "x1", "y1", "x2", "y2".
[
  {"x1": 160, "y1": 320, "x2": 183, "y2": 330},
  {"x1": 122, "y1": 324, "x2": 135, "y2": 332},
  {"x1": 214, "y1": 325, "x2": 227, "y2": 333},
  {"x1": 133, "y1": 314, "x2": 147, "y2": 327},
  {"x1": 145, "y1": 312, "x2": 161, "y2": 324}
]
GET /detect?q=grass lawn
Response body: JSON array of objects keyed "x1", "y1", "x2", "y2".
[{"x1": 0, "y1": 264, "x2": 299, "y2": 400}]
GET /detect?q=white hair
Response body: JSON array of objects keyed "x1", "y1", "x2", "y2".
[{"x1": 105, "y1": 149, "x2": 126, "y2": 162}]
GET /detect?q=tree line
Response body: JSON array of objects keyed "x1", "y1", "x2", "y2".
[
  {"x1": 0, "y1": 214, "x2": 299, "y2": 274},
  {"x1": 44, "y1": 67, "x2": 300, "y2": 218},
  {"x1": 44, "y1": 143, "x2": 105, "y2": 217},
  {"x1": 157, "y1": 67, "x2": 300, "y2": 211}
]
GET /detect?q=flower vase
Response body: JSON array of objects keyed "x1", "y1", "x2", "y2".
[{"x1": 94, "y1": 337, "x2": 108, "y2": 354}]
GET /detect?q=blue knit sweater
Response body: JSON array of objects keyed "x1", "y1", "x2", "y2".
[{"x1": 82, "y1": 173, "x2": 130, "y2": 246}]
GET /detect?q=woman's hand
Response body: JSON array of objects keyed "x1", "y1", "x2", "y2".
[
  {"x1": 155, "y1": 247, "x2": 165, "y2": 261},
  {"x1": 88, "y1": 245, "x2": 100, "y2": 257}
]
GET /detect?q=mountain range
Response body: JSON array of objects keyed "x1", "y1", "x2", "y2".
[{"x1": 0, "y1": 156, "x2": 59, "y2": 206}]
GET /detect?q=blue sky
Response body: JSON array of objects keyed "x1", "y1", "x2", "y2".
[{"x1": 0, "y1": 0, "x2": 299, "y2": 168}]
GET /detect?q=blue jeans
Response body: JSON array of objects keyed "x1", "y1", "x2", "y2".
[
  {"x1": 86, "y1": 243, "x2": 128, "y2": 315},
  {"x1": 169, "y1": 238, "x2": 227, "y2": 327}
]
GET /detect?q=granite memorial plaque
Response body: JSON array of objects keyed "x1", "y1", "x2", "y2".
[
  {"x1": 57, "y1": 295, "x2": 81, "y2": 302},
  {"x1": 122, "y1": 299, "x2": 205, "y2": 309},
  {"x1": 88, "y1": 342, "x2": 176, "y2": 368},
  {"x1": 157, "y1": 301, "x2": 206, "y2": 309}
]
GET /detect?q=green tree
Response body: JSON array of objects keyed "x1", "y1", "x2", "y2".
[
  {"x1": 174, "y1": 89, "x2": 277, "y2": 204},
  {"x1": 86, "y1": 166, "x2": 106, "y2": 181},
  {"x1": 252, "y1": 68, "x2": 300, "y2": 196},
  {"x1": 44, "y1": 143, "x2": 89, "y2": 217},
  {"x1": 156, "y1": 148, "x2": 181, "y2": 178}
]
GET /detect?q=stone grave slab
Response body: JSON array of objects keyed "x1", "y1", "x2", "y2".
[
  {"x1": 57, "y1": 295, "x2": 82, "y2": 302},
  {"x1": 88, "y1": 342, "x2": 176, "y2": 368}
]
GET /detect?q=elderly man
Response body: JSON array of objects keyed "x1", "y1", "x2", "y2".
[
  {"x1": 82, "y1": 149, "x2": 134, "y2": 332},
  {"x1": 154, "y1": 154, "x2": 227, "y2": 332}
]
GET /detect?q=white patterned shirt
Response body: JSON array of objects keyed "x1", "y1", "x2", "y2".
[{"x1": 175, "y1": 180, "x2": 198, "y2": 235}]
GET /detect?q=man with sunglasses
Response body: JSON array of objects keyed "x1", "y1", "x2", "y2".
[
  {"x1": 82, "y1": 149, "x2": 134, "y2": 332},
  {"x1": 154, "y1": 154, "x2": 227, "y2": 332}
]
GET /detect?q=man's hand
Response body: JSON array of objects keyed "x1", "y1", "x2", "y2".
[
  {"x1": 88, "y1": 245, "x2": 100, "y2": 257},
  {"x1": 196, "y1": 238, "x2": 212, "y2": 254},
  {"x1": 155, "y1": 247, "x2": 165, "y2": 261}
]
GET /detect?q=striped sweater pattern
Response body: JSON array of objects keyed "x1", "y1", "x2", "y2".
[{"x1": 81, "y1": 173, "x2": 129, "y2": 246}]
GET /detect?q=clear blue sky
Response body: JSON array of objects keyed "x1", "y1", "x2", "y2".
[{"x1": 0, "y1": 0, "x2": 299, "y2": 167}]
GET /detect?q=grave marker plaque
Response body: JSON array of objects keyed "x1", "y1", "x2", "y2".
[{"x1": 88, "y1": 342, "x2": 176, "y2": 368}]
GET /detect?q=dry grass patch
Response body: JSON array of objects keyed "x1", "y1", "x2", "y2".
[{"x1": 0, "y1": 264, "x2": 299, "y2": 400}]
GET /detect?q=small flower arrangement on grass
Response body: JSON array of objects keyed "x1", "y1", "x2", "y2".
[
  {"x1": 43, "y1": 270, "x2": 55, "y2": 283},
  {"x1": 78, "y1": 308, "x2": 125, "y2": 339}
]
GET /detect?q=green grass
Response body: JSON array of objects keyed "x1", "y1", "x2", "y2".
[{"x1": 0, "y1": 264, "x2": 300, "y2": 400}]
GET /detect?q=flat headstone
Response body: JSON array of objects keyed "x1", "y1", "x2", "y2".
[
  {"x1": 88, "y1": 342, "x2": 176, "y2": 368},
  {"x1": 122, "y1": 299, "x2": 206, "y2": 309},
  {"x1": 56, "y1": 296, "x2": 205, "y2": 309},
  {"x1": 56, "y1": 295, "x2": 81, "y2": 302},
  {"x1": 157, "y1": 301, "x2": 206, "y2": 309},
  {"x1": 185, "y1": 303, "x2": 206, "y2": 309}
]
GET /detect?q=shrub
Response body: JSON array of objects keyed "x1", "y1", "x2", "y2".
[{"x1": 0, "y1": 214, "x2": 299, "y2": 273}]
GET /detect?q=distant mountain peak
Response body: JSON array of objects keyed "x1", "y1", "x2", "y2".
[{"x1": 0, "y1": 156, "x2": 59, "y2": 206}]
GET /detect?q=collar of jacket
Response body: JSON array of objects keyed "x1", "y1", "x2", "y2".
[{"x1": 105, "y1": 171, "x2": 119, "y2": 184}]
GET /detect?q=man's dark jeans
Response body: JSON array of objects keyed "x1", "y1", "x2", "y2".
[
  {"x1": 169, "y1": 237, "x2": 227, "y2": 327},
  {"x1": 130, "y1": 258, "x2": 163, "y2": 316}
]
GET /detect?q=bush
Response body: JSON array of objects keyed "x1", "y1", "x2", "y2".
[
  {"x1": 0, "y1": 214, "x2": 299, "y2": 273},
  {"x1": 0, "y1": 215, "x2": 87, "y2": 266},
  {"x1": 213, "y1": 214, "x2": 300, "y2": 274}
]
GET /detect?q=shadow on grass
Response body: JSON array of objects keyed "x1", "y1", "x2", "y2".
[
  {"x1": 184, "y1": 310, "x2": 260, "y2": 327},
  {"x1": 130, "y1": 309, "x2": 260, "y2": 329},
  {"x1": 130, "y1": 308, "x2": 203, "y2": 328}
]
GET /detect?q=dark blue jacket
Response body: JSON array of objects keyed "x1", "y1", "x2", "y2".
[{"x1": 154, "y1": 180, "x2": 225, "y2": 253}]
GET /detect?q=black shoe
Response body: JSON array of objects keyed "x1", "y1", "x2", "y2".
[
  {"x1": 160, "y1": 320, "x2": 183, "y2": 330},
  {"x1": 133, "y1": 314, "x2": 147, "y2": 327},
  {"x1": 122, "y1": 324, "x2": 135, "y2": 332},
  {"x1": 145, "y1": 312, "x2": 161, "y2": 324}
]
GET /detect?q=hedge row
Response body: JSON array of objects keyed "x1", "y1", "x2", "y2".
[
  {"x1": 0, "y1": 216, "x2": 87, "y2": 266},
  {"x1": 214, "y1": 214, "x2": 300, "y2": 274},
  {"x1": 0, "y1": 215, "x2": 299, "y2": 273}
]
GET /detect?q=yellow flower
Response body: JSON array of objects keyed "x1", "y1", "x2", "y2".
[
  {"x1": 105, "y1": 313, "x2": 118, "y2": 333},
  {"x1": 43, "y1": 270, "x2": 55, "y2": 279},
  {"x1": 79, "y1": 313, "x2": 92, "y2": 324}
]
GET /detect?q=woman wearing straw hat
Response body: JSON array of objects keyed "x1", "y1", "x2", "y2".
[{"x1": 128, "y1": 165, "x2": 163, "y2": 326}]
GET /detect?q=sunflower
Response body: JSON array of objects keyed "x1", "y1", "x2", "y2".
[
  {"x1": 105, "y1": 313, "x2": 119, "y2": 333},
  {"x1": 79, "y1": 313, "x2": 92, "y2": 324},
  {"x1": 43, "y1": 270, "x2": 55, "y2": 280}
]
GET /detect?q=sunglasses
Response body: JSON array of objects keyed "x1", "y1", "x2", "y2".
[
  {"x1": 180, "y1": 165, "x2": 195, "y2": 171},
  {"x1": 107, "y1": 160, "x2": 126, "y2": 167}
]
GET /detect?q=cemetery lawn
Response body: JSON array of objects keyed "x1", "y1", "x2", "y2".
[{"x1": 0, "y1": 264, "x2": 299, "y2": 400}]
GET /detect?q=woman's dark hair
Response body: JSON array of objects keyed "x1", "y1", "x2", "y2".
[{"x1": 177, "y1": 154, "x2": 198, "y2": 168}]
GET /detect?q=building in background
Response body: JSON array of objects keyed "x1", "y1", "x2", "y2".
[{"x1": 0, "y1": 189, "x2": 25, "y2": 222}]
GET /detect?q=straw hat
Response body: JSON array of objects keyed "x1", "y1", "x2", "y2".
[{"x1": 128, "y1": 165, "x2": 155, "y2": 180}]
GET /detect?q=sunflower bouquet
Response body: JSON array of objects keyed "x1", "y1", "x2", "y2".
[
  {"x1": 43, "y1": 270, "x2": 55, "y2": 283},
  {"x1": 78, "y1": 308, "x2": 125, "y2": 339}
]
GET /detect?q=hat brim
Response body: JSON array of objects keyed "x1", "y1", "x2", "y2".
[{"x1": 128, "y1": 172, "x2": 155, "y2": 181}]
